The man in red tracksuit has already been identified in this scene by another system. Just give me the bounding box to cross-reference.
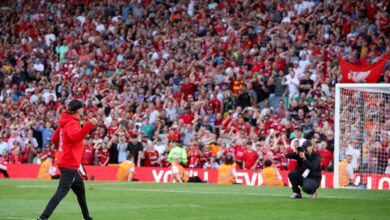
[38,100,97,220]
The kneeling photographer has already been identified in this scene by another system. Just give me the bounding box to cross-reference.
[286,140,321,199]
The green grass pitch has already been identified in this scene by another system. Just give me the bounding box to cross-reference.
[0,179,389,220]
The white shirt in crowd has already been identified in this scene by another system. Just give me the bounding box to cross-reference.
[117,143,128,163]
[290,137,306,150]
[294,1,315,15]
[42,90,57,103]
[112,15,122,23]
[154,144,166,156]
[29,93,39,104]
[23,137,39,148]
[293,65,305,78]
[76,15,86,25]
[149,110,160,124]
[385,159,390,174]
[281,16,291,24]
[96,23,105,32]
[285,74,300,98]
[261,107,273,116]
[347,163,355,181]
[0,141,9,154]
[299,58,311,71]
[385,166,390,175]
[104,115,113,128]
[165,107,178,121]
[310,72,318,82]
[345,145,360,170]
[33,62,45,72]
[44,33,56,47]
[187,0,195,17]
[7,136,24,151]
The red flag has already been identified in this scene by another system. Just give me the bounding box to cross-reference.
[339,52,390,83]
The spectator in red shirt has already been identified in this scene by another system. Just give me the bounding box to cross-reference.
[167,127,181,143]
[181,77,197,101]
[316,141,333,171]
[81,137,95,165]
[107,119,119,137]
[366,1,379,19]
[243,141,258,170]
[0,149,9,178]
[271,139,289,171]
[234,143,246,169]
[22,141,37,164]
[96,145,110,166]
[40,145,52,162]
[94,138,110,166]
[0,150,9,165]
[180,107,195,125]
[9,146,23,164]
[186,143,202,168]
[143,141,160,167]
[275,99,287,119]
[209,93,222,114]
[253,142,265,170]
[201,144,215,165]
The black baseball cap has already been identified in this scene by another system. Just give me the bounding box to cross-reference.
[67,100,85,113]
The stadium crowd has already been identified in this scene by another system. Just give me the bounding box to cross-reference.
[0,0,390,174]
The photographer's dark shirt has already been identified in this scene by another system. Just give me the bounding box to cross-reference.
[108,143,119,164]
[286,151,322,180]
[127,142,143,163]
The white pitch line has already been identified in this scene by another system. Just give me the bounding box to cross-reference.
[16,185,390,201]
[17,182,139,188]
[18,185,54,188]
[98,187,287,197]
[5,217,36,220]
[17,185,287,197]
[94,187,390,201]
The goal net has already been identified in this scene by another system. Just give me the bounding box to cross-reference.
[334,84,390,190]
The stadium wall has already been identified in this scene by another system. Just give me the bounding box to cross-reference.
[3,164,390,190]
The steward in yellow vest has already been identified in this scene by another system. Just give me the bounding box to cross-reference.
[171,155,204,183]
[217,154,237,184]
[339,155,354,187]
[116,154,136,181]
[260,159,284,187]
[37,155,59,180]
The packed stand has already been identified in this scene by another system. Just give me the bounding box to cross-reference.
[0,0,389,175]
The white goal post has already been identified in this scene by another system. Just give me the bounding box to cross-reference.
[334,83,390,189]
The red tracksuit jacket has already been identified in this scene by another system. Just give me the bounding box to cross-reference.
[52,113,94,169]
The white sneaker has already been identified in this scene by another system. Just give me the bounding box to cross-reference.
[290,193,302,199]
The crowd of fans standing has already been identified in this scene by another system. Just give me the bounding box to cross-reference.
[0,0,389,174]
